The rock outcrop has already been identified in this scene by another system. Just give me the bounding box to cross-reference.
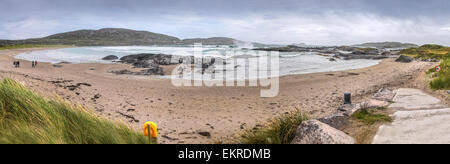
[317,104,361,129]
[110,68,164,76]
[291,119,355,144]
[114,53,219,76]
[119,53,183,67]
[395,55,413,63]
[254,46,390,60]
[102,55,119,60]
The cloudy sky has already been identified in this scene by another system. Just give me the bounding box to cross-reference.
[1,0,449,45]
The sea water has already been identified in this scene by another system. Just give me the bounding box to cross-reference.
[15,46,380,79]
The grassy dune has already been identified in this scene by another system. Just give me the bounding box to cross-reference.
[401,44,450,90]
[401,44,450,60]
[428,59,450,90]
[0,78,148,144]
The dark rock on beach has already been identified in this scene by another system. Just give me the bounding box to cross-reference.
[119,53,184,67]
[255,45,392,60]
[395,55,413,63]
[115,53,219,76]
[198,131,211,138]
[110,67,164,76]
[102,55,119,60]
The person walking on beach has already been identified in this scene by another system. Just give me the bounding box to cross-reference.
[35,60,38,67]
[32,61,35,68]
[13,61,20,68]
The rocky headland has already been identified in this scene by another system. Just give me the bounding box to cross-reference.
[254,45,400,60]
[110,53,218,76]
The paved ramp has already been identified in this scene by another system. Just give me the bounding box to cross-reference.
[389,88,446,110]
[373,88,450,144]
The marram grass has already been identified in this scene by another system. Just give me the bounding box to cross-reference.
[0,78,148,144]
[240,111,308,144]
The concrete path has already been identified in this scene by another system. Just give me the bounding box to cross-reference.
[372,88,450,144]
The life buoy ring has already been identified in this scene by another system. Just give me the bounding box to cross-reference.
[143,121,157,138]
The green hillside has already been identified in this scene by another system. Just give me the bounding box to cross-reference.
[354,42,418,49]
[0,28,250,47]
[401,44,450,90]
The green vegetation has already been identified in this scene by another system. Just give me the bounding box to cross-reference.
[351,108,392,125]
[401,44,450,90]
[429,59,450,90]
[0,44,68,50]
[400,44,450,60]
[240,111,308,144]
[0,78,149,144]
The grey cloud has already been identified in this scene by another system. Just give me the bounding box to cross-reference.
[0,0,449,45]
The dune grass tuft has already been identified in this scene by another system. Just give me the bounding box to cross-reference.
[240,111,308,144]
[351,108,392,125]
[429,59,450,90]
[0,78,148,144]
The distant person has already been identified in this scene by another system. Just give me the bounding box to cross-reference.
[35,61,38,67]
[13,61,16,68]
[32,61,35,68]
[17,61,20,68]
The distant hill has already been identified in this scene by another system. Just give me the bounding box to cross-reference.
[179,37,244,45]
[354,42,419,49]
[43,28,181,46]
[0,28,253,47]
[0,28,180,46]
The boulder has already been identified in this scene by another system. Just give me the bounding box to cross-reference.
[102,55,119,60]
[447,90,450,94]
[120,53,182,67]
[381,51,400,56]
[395,55,413,63]
[372,88,395,101]
[291,119,355,144]
[317,104,361,129]
[52,64,63,68]
[317,113,348,130]
[142,67,164,75]
[110,67,164,76]
[337,104,361,116]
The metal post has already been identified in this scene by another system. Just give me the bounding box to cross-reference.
[344,92,351,104]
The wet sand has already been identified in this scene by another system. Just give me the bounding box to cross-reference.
[0,48,435,144]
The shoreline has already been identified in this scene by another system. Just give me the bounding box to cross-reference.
[11,47,383,80]
[0,48,436,144]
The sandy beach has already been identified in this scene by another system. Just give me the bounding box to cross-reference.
[0,48,435,144]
